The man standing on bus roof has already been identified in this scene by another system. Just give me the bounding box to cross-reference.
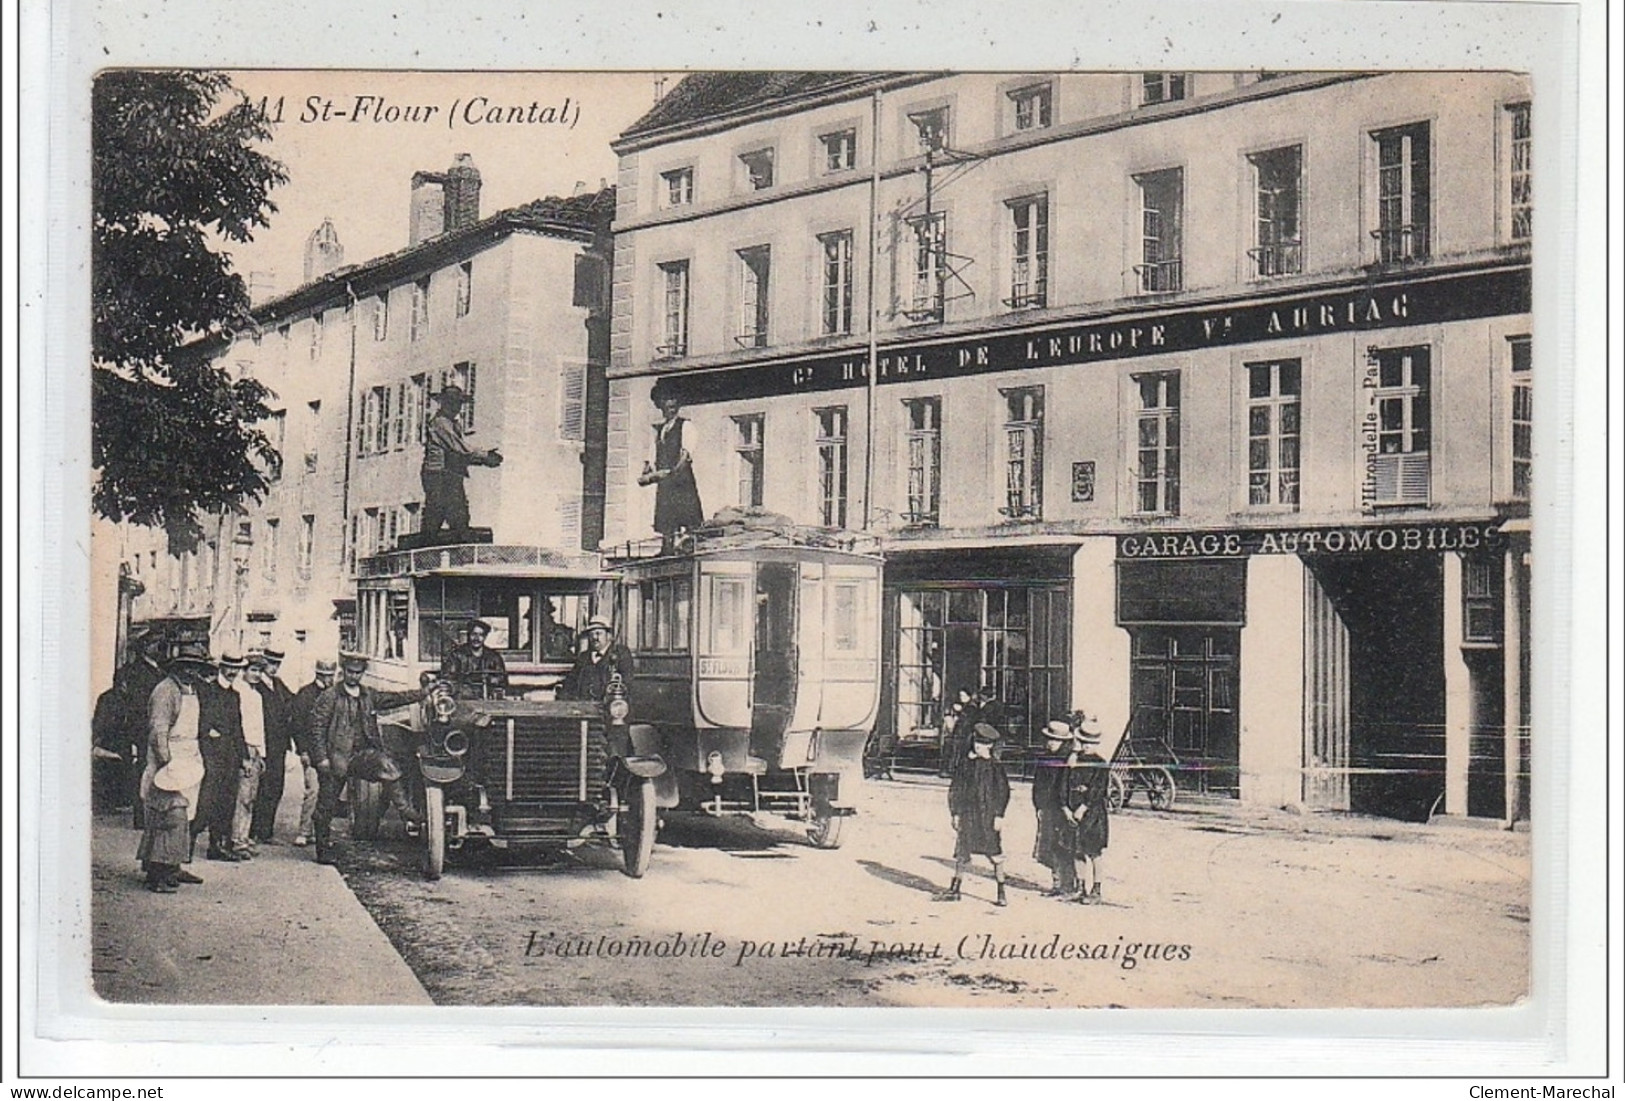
[420,385,502,541]
[638,382,704,552]
[558,616,635,703]
[441,618,509,700]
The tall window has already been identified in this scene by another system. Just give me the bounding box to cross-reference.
[819,231,854,336]
[266,410,286,481]
[815,406,849,528]
[1141,73,1187,105]
[734,414,765,507]
[298,515,315,579]
[1135,168,1183,292]
[356,390,374,457]
[373,294,389,341]
[410,276,431,340]
[367,386,391,455]
[1006,195,1049,308]
[906,212,947,321]
[455,260,473,318]
[409,374,429,443]
[739,148,775,190]
[446,362,476,433]
[559,361,587,443]
[304,400,321,473]
[1009,83,1053,131]
[1371,122,1431,263]
[737,246,771,348]
[1510,336,1531,499]
[1001,386,1044,520]
[1370,345,1432,505]
[821,129,856,173]
[1135,373,1181,515]
[909,107,950,154]
[348,515,359,575]
[661,166,694,207]
[902,397,942,526]
[309,316,322,360]
[1249,145,1303,276]
[1247,360,1301,507]
[658,260,690,356]
[1507,102,1532,241]
[263,519,280,579]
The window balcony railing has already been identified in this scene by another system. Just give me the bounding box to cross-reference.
[1134,258,1183,293]
[654,340,688,359]
[1370,224,1430,265]
[900,291,945,324]
[1248,241,1303,278]
[733,330,768,350]
[1004,266,1048,309]
[998,500,1042,521]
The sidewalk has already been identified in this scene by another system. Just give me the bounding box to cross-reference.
[91,757,433,1005]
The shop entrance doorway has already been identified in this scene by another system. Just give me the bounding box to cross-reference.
[1129,627,1240,797]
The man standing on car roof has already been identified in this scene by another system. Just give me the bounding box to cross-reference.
[419,385,502,541]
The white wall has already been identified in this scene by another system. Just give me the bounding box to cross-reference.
[1241,553,1306,807]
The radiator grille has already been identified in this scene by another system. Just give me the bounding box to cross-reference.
[475,716,608,803]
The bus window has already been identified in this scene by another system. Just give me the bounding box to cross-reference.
[707,575,750,654]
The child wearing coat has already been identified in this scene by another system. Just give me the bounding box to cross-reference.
[1067,714,1112,903]
[938,723,1012,907]
[1031,719,1079,898]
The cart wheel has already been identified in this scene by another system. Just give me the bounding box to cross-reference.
[1108,771,1128,813]
[423,784,445,881]
[1146,768,1177,811]
[350,779,383,841]
[621,777,656,878]
[807,809,845,849]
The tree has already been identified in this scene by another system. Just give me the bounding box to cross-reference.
[92,70,288,554]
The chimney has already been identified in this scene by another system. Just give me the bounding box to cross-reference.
[408,155,482,245]
[302,218,345,283]
[443,153,482,231]
[409,171,446,245]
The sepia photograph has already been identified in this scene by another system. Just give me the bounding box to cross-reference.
[80,64,1542,1015]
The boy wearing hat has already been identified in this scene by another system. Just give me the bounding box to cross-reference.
[558,615,635,703]
[136,644,212,892]
[1032,719,1080,898]
[420,385,502,540]
[937,722,1012,907]
[440,618,509,700]
[1066,714,1112,904]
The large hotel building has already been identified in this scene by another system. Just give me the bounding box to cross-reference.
[603,71,1533,822]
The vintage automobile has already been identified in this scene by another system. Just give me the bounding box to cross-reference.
[352,542,664,879]
[609,515,884,848]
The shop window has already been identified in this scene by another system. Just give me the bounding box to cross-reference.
[657,260,690,357]
[1369,345,1431,505]
[819,231,854,336]
[903,396,942,525]
[737,246,771,348]
[1505,102,1531,242]
[1008,83,1053,131]
[455,260,473,318]
[1370,121,1431,263]
[734,413,765,507]
[821,129,856,173]
[1462,555,1503,645]
[661,166,694,207]
[1249,145,1303,277]
[1005,194,1048,309]
[1246,360,1301,508]
[1509,336,1532,499]
[1141,73,1187,105]
[1001,386,1044,520]
[1135,168,1183,293]
[816,406,849,528]
[904,211,947,321]
[1134,372,1181,515]
[739,148,775,191]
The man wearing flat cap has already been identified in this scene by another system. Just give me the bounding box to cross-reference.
[558,616,635,703]
[440,618,509,700]
[288,659,337,846]
[420,385,502,541]
[307,652,427,865]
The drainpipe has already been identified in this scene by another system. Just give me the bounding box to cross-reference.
[341,285,360,572]
[862,87,882,531]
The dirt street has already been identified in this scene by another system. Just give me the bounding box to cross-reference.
[332,775,1529,1008]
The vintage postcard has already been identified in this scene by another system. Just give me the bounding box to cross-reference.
[77,64,1544,1021]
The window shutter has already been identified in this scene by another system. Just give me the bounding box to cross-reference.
[558,495,582,547]
[560,362,587,442]
[462,363,477,433]
[1371,453,1431,504]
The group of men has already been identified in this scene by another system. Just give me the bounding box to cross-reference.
[106,609,637,892]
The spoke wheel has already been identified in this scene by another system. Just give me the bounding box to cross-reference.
[1146,768,1177,811]
[807,809,845,849]
[423,784,446,880]
[621,778,656,878]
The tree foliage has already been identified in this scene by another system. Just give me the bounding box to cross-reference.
[92,70,288,554]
